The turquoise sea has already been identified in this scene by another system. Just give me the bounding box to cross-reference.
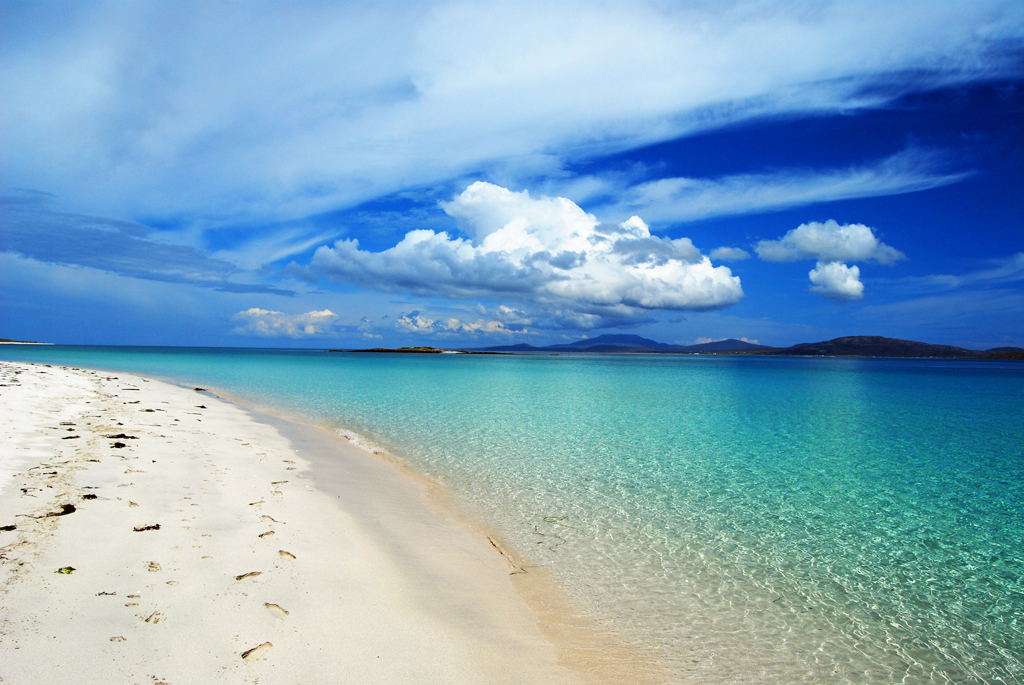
[2,346,1022,683]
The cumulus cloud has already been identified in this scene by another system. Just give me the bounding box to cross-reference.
[710,247,751,261]
[394,311,518,336]
[231,308,338,337]
[808,261,864,300]
[312,182,742,328]
[755,220,905,264]
[755,220,904,300]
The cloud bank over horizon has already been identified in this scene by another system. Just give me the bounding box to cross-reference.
[231,308,338,338]
[312,182,742,329]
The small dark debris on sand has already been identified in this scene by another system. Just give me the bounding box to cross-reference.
[26,504,77,519]
[54,566,75,575]
[195,387,207,392]
[196,405,207,409]
[112,442,127,448]
[235,571,261,581]
[105,433,138,439]
[0,524,16,532]
[61,435,80,440]
[133,524,161,532]
[82,493,98,500]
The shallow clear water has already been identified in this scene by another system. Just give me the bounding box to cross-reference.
[3,346,1022,683]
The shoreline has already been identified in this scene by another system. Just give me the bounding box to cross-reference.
[0,360,665,684]
[247,406,668,685]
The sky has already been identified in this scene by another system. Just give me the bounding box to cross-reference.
[1,0,1023,349]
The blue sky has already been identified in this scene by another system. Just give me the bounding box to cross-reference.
[2,1,1023,349]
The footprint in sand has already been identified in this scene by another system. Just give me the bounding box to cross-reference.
[145,610,164,624]
[278,550,296,560]
[147,561,161,572]
[241,642,272,661]
[264,603,289,619]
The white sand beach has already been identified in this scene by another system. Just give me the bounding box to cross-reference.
[0,361,610,684]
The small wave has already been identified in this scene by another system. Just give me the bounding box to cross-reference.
[334,428,389,458]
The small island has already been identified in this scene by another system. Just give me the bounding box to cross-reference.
[333,346,510,355]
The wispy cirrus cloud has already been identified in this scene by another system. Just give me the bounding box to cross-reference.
[0,190,294,295]
[594,148,972,225]
[1,2,1019,224]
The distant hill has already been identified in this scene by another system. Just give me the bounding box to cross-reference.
[682,338,768,352]
[772,336,1024,359]
[463,334,1023,359]
[545,334,679,352]
[470,334,773,353]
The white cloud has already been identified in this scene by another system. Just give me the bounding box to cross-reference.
[961,252,1024,285]
[710,247,751,261]
[231,308,338,337]
[394,311,518,337]
[886,252,1024,294]
[1,2,1019,223]
[808,261,864,300]
[312,182,743,328]
[755,220,905,264]
[599,148,971,224]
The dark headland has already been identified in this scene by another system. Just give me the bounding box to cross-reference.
[337,334,1024,359]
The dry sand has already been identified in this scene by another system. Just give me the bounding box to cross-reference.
[0,361,586,684]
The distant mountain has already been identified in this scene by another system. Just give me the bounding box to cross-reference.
[469,334,773,353]
[772,336,1021,359]
[545,334,679,352]
[462,334,1023,359]
[682,339,768,352]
